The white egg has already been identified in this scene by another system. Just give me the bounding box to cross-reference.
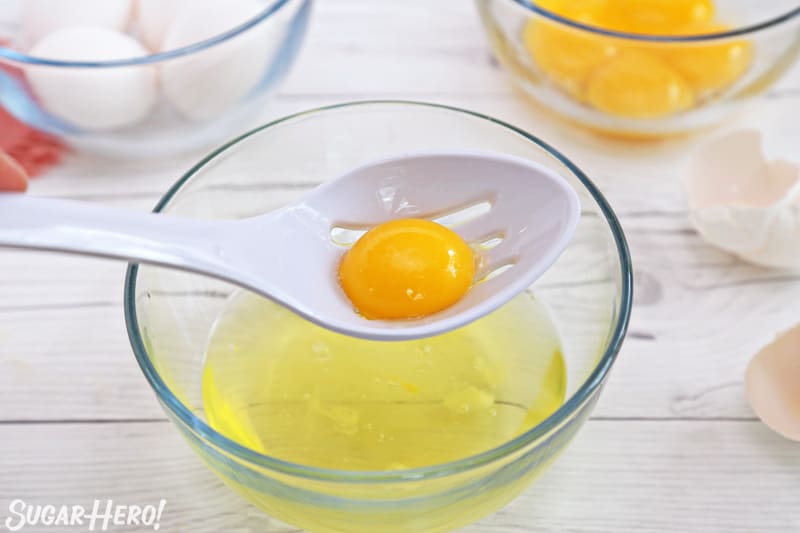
[135,0,182,51]
[23,0,133,46]
[160,0,285,121]
[27,26,157,132]
[745,322,800,442]
[686,129,800,270]
[135,0,216,51]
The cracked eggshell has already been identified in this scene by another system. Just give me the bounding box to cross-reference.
[160,0,284,121]
[23,0,133,46]
[27,26,157,132]
[745,322,800,442]
[686,129,800,270]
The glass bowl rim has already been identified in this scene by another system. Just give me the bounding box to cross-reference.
[0,0,296,68]
[503,0,800,42]
[123,99,633,484]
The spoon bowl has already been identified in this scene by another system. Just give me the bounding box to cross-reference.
[0,151,579,340]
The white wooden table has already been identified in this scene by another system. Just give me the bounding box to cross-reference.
[2,2,799,532]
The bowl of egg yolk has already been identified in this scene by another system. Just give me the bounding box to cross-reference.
[476,0,800,138]
[125,101,632,533]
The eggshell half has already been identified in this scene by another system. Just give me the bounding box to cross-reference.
[745,322,800,442]
[160,0,285,121]
[27,27,157,132]
[686,130,800,270]
[23,0,133,46]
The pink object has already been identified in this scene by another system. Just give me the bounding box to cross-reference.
[0,105,66,178]
[0,42,67,177]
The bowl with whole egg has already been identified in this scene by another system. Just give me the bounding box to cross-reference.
[125,101,632,533]
[476,0,800,138]
[0,0,311,157]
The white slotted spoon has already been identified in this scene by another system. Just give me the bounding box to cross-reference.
[0,151,580,341]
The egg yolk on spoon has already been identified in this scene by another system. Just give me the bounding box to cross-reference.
[339,219,475,320]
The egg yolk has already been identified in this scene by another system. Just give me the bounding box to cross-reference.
[587,50,695,118]
[338,218,475,320]
[534,0,612,25]
[525,0,750,119]
[606,0,715,33]
[662,23,752,95]
[533,0,713,32]
[523,20,619,100]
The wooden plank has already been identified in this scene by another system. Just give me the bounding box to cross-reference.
[280,0,511,96]
[0,305,164,421]
[4,97,800,422]
[7,177,796,309]
[0,420,796,532]
[23,87,800,200]
[2,255,798,421]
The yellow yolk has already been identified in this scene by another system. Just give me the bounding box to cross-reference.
[533,0,713,33]
[587,50,695,118]
[338,218,475,320]
[606,0,715,33]
[524,19,619,100]
[525,0,750,119]
[534,0,611,24]
[662,23,752,94]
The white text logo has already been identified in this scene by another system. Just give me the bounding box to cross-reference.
[4,499,166,531]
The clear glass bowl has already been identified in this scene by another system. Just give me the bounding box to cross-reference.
[476,0,800,138]
[0,0,311,158]
[125,101,632,533]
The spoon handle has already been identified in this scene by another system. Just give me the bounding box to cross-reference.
[0,194,235,276]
